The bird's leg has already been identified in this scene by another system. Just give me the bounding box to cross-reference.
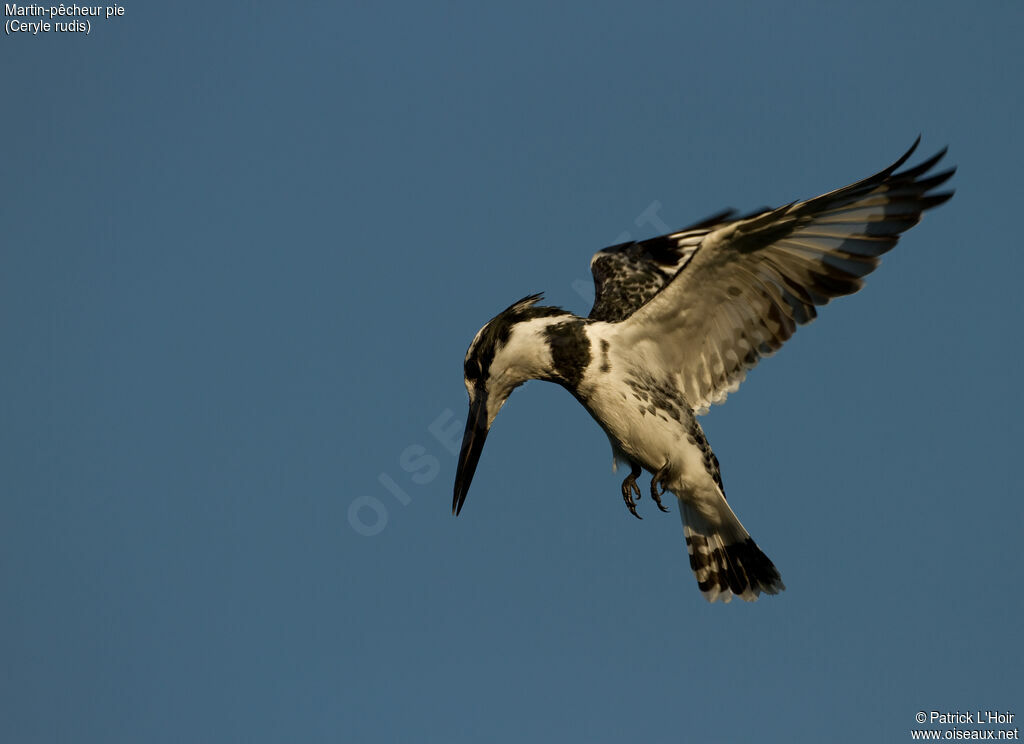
[620,462,643,520]
[650,461,671,513]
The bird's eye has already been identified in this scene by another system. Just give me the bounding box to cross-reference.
[464,358,481,381]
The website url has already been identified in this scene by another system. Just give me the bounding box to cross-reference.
[910,729,1020,740]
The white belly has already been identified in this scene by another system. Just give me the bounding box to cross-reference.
[584,383,721,501]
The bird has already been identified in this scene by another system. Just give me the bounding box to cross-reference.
[452,138,954,602]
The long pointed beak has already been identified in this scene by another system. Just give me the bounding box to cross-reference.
[453,392,489,516]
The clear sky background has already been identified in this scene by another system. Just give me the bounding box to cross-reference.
[2,3,1021,743]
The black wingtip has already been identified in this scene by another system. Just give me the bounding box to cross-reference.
[887,135,922,174]
[895,143,950,180]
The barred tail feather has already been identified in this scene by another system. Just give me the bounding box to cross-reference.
[680,502,785,602]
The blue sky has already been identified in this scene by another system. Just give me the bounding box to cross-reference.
[2,3,1021,742]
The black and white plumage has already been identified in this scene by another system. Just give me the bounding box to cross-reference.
[453,139,954,602]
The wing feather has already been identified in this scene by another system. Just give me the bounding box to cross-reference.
[614,139,954,413]
[587,212,739,322]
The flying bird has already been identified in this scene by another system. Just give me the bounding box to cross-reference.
[452,138,954,602]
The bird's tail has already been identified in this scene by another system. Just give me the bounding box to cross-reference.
[679,501,785,603]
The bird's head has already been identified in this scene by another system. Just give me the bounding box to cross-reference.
[453,294,569,516]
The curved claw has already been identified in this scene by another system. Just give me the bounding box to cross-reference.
[650,462,671,513]
[620,463,643,520]
[624,499,642,520]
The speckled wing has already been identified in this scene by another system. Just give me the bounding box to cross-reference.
[587,210,737,322]
[616,138,955,414]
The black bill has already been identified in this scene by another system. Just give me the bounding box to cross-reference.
[452,392,489,516]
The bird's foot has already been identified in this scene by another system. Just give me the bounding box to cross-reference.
[650,461,671,513]
[620,462,643,520]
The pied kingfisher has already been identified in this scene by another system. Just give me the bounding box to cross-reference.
[453,139,954,602]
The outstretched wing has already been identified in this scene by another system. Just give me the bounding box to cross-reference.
[588,210,737,322]
[614,138,955,413]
